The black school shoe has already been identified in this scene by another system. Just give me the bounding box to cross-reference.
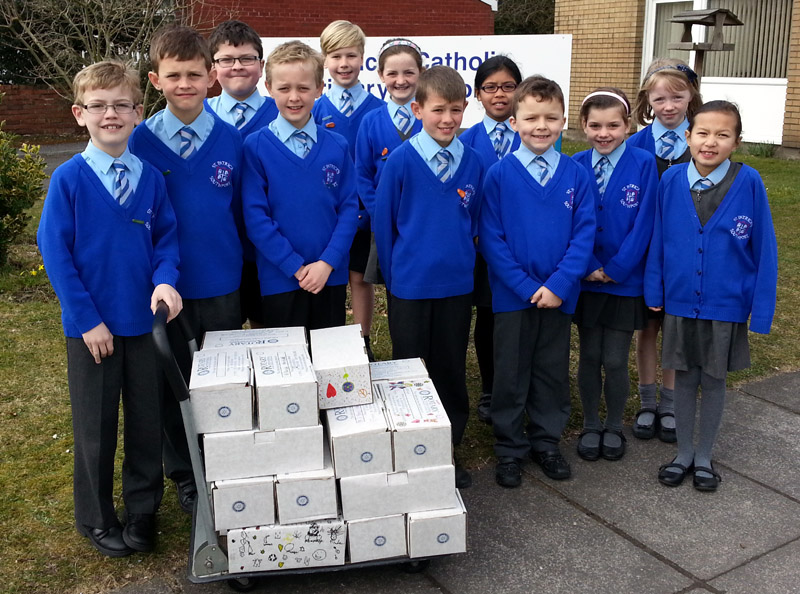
[123,513,156,552]
[577,428,602,461]
[476,393,493,425]
[495,457,522,488]
[174,477,197,515]
[530,449,571,480]
[693,464,722,492]
[78,524,134,558]
[658,460,693,487]
[657,412,677,443]
[632,408,658,440]
[600,429,627,461]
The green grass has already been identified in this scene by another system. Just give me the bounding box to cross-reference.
[2,144,799,592]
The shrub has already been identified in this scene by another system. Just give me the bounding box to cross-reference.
[0,96,45,267]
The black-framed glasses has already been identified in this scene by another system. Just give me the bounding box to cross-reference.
[81,103,137,114]
[480,82,518,94]
[213,56,260,68]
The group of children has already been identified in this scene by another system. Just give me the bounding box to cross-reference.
[37,15,778,559]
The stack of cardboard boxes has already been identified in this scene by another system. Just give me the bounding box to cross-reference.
[187,325,466,574]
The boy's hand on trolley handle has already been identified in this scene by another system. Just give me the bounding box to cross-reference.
[151,283,183,322]
[530,286,563,309]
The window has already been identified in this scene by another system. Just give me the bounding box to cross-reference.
[653,1,694,62]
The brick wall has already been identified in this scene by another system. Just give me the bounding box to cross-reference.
[555,0,645,131]
[783,0,800,148]
[197,0,495,36]
[0,85,83,137]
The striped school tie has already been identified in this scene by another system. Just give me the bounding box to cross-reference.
[233,102,248,129]
[594,156,609,195]
[293,131,311,158]
[435,149,452,182]
[692,177,713,191]
[112,159,132,205]
[395,105,413,135]
[534,155,550,186]
[179,126,195,159]
[340,89,354,117]
[492,122,509,159]
[659,130,679,160]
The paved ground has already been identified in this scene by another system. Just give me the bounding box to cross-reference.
[38,145,799,594]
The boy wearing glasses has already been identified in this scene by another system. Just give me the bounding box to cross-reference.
[129,25,244,517]
[207,20,277,331]
[38,61,182,557]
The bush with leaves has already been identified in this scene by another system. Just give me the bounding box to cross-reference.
[0,97,45,267]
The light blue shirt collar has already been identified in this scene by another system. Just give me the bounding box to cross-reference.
[687,159,731,187]
[219,89,265,113]
[163,106,213,142]
[269,114,318,143]
[591,141,626,169]
[482,115,513,136]
[327,82,366,108]
[652,118,689,142]
[387,98,415,120]
[414,128,464,164]
[514,144,560,171]
[82,141,139,173]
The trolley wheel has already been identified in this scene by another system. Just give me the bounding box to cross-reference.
[228,576,259,592]
[402,558,431,574]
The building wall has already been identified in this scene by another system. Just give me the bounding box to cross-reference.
[555,0,646,131]
[0,85,83,137]
[783,0,800,148]
[198,0,494,37]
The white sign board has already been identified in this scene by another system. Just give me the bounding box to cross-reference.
[258,35,573,128]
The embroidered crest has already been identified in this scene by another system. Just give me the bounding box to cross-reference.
[209,160,234,188]
[322,163,341,189]
[564,187,575,210]
[620,184,640,208]
[457,184,476,208]
[730,215,753,240]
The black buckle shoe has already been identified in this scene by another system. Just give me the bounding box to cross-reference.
[693,465,722,492]
[656,411,677,443]
[658,460,693,487]
[476,393,492,425]
[530,449,571,480]
[123,513,156,552]
[577,428,602,461]
[632,408,657,440]
[78,524,134,558]
[600,429,627,461]
[174,477,197,515]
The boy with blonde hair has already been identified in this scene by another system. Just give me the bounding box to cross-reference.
[38,60,182,556]
[313,20,384,358]
[129,24,244,514]
[242,41,358,330]
[374,65,484,488]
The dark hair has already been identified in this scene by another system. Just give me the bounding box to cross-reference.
[579,87,631,124]
[512,75,564,115]
[688,100,743,137]
[474,55,522,90]
[208,20,263,59]
[377,38,423,73]
[150,24,211,72]
[416,65,466,105]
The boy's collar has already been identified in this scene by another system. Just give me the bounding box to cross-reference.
[273,114,318,142]
[219,89,263,109]
[416,128,462,160]
[83,141,136,171]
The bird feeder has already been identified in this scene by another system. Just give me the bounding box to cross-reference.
[667,8,743,78]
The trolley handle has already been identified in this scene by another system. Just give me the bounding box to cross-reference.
[152,300,196,403]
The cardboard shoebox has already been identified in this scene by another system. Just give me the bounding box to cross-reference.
[323,400,393,479]
[188,347,254,434]
[339,465,456,521]
[204,425,323,482]
[201,327,307,351]
[310,325,372,409]
[212,476,275,533]
[407,490,467,558]
[347,514,407,563]
[251,346,318,431]
[369,358,428,382]
[274,443,337,524]
[375,378,452,471]
[227,518,346,573]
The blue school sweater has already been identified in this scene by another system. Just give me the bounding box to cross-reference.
[129,114,244,300]
[241,125,359,296]
[644,163,778,334]
[458,121,521,172]
[355,105,424,221]
[38,155,180,338]
[572,145,657,296]
[204,97,279,140]
[628,124,690,177]
[312,93,385,161]
[373,141,483,299]
[479,154,596,314]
